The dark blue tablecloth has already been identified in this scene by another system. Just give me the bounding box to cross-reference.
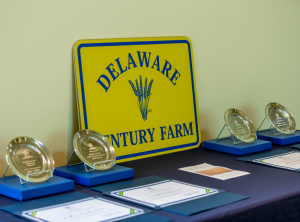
[1,144,300,222]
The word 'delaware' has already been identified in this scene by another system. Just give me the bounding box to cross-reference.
[96,51,181,92]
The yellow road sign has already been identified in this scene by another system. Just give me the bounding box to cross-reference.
[73,36,201,162]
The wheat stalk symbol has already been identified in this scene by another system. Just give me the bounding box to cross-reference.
[128,75,153,121]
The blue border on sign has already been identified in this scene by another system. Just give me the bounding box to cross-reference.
[77,40,199,160]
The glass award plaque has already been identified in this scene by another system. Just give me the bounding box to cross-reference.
[203,109,271,155]
[222,108,256,143]
[265,102,296,134]
[72,129,116,171]
[5,136,54,183]
[55,129,132,187]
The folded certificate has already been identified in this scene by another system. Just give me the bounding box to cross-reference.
[179,163,250,180]
[21,197,144,222]
[110,180,219,208]
[253,151,300,171]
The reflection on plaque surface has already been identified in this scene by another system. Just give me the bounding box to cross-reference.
[265,102,296,134]
[73,129,116,170]
[224,108,256,143]
[6,137,55,183]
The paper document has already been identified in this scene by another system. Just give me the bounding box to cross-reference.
[21,197,144,222]
[179,163,250,180]
[111,180,218,208]
[253,151,300,171]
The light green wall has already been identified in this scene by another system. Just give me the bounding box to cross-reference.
[0,0,300,173]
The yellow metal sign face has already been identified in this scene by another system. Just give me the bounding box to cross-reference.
[73,36,201,162]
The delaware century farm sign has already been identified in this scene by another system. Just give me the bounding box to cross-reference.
[73,36,200,162]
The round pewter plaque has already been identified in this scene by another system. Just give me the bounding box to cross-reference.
[265,102,296,134]
[224,108,256,143]
[6,137,55,183]
[73,129,116,170]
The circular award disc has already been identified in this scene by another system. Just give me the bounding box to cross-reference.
[224,108,256,143]
[73,129,116,170]
[6,137,55,183]
[265,102,296,134]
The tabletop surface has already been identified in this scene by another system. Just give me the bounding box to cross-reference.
[1,143,300,222]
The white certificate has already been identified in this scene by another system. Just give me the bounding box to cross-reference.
[111,180,219,208]
[21,197,144,222]
[179,163,249,180]
[253,151,300,171]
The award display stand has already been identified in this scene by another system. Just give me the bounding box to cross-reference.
[0,165,74,201]
[256,117,300,146]
[203,124,272,156]
[54,150,134,187]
